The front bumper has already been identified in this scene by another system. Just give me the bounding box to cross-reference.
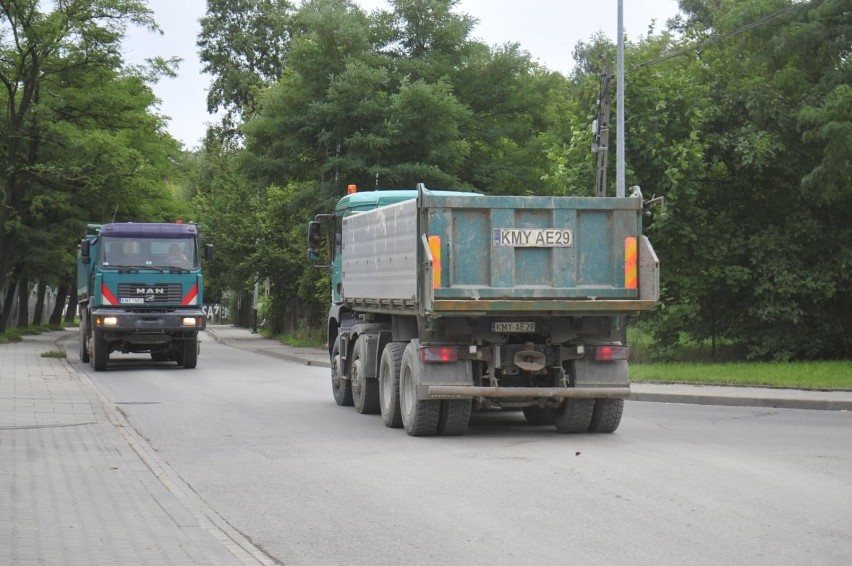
[91,308,206,342]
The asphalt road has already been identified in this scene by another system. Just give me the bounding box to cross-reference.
[68,333,852,566]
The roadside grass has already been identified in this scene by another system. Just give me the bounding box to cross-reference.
[626,325,852,390]
[630,361,852,391]
[257,326,325,348]
[0,323,65,344]
[276,331,325,348]
[41,349,67,359]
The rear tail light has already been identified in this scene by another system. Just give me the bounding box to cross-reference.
[421,347,458,363]
[594,345,628,361]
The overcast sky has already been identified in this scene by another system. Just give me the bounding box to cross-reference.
[124,0,680,150]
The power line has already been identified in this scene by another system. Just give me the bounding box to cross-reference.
[629,2,809,72]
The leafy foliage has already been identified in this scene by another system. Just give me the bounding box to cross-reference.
[0,0,189,330]
[190,0,850,360]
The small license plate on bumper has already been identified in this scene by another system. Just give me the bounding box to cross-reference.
[492,322,536,333]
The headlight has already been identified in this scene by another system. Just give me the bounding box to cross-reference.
[181,317,197,327]
[102,316,118,326]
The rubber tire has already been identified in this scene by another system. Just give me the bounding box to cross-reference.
[331,336,353,406]
[180,340,198,369]
[379,342,405,428]
[588,398,624,433]
[91,330,109,372]
[438,400,471,436]
[79,314,90,363]
[400,342,440,436]
[522,406,557,426]
[554,398,595,433]
[352,335,380,414]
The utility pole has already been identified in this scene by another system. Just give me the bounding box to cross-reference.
[593,67,612,197]
[616,0,626,197]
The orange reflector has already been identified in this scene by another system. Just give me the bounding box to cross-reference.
[428,235,441,289]
[347,184,357,194]
[625,237,637,289]
[421,347,458,363]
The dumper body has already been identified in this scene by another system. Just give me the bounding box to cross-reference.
[309,186,658,435]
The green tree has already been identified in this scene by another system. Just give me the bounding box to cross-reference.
[197,0,294,135]
[628,0,851,359]
[195,0,596,334]
[0,1,196,330]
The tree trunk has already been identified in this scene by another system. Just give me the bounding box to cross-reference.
[0,284,15,332]
[0,265,24,332]
[49,282,70,326]
[64,281,78,325]
[17,277,30,328]
[32,280,47,325]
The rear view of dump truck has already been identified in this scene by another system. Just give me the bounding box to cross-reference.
[308,184,658,436]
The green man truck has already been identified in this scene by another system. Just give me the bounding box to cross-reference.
[308,184,658,436]
[77,222,212,371]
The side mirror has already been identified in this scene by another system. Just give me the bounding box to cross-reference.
[205,243,214,262]
[80,239,90,264]
[307,221,322,261]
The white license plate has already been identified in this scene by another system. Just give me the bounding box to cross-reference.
[120,297,144,304]
[492,322,536,333]
[493,228,573,247]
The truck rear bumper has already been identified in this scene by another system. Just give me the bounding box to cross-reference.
[425,385,631,400]
[431,299,656,314]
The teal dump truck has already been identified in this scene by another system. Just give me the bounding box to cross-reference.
[308,184,658,436]
[77,222,212,371]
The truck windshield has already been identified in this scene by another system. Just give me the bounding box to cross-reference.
[99,237,198,269]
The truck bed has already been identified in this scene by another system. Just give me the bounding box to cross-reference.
[342,191,658,315]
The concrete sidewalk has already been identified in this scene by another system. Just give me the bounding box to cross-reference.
[207,324,852,412]
[0,331,273,566]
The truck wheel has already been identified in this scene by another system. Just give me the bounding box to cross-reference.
[522,406,556,426]
[554,398,595,433]
[438,400,471,436]
[331,336,353,406]
[91,331,109,371]
[79,315,90,363]
[180,340,198,369]
[400,342,439,436]
[352,336,380,414]
[588,399,624,433]
[379,342,405,428]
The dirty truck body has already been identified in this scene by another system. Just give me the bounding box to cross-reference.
[77,222,208,371]
[311,186,658,436]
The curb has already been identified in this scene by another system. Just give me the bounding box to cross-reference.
[53,331,278,565]
[204,329,331,369]
[630,391,852,412]
[205,327,851,412]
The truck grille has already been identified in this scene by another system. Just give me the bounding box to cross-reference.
[118,283,184,304]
